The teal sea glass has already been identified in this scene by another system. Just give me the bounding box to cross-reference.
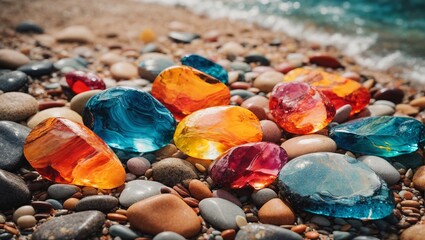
[329,116,425,157]
[83,87,176,159]
[278,152,394,219]
[181,54,228,84]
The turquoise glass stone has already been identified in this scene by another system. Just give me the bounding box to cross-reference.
[329,116,425,157]
[83,87,176,159]
[181,54,228,84]
[278,152,394,219]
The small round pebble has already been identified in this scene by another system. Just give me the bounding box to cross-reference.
[251,188,277,207]
[126,157,151,176]
[110,62,138,80]
[153,231,186,240]
[17,215,37,229]
[0,49,30,69]
[253,71,284,93]
[0,92,38,122]
[63,198,79,211]
[258,198,295,226]
[47,184,80,199]
[13,205,35,221]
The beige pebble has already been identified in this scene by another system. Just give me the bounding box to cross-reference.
[27,107,82,128]
[13,205,35,222]
[0,49,30,69]
[395,104,419,115]
[235,215,247,228]
[218,42,245,56]
[56,25,95,43]
[401,224,425,240]
[110,62,138,80]
[100,52,125,66]
[0,92,38,122]
[281,134,337,159]
[70,90,103,115]
[17,215,37,229]
[194,163,206,173]
[253,71,284,93]
[412,166,425,191]
[367,105,395,116]
[410,96,425,108]
[258,198,295,225]
[241,95,269,111]
[63,197,80,211]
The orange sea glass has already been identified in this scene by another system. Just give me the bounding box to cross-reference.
[152,66,230,120]
[283,68,370,114]
[23,117,126,189]
[174,106,263,160]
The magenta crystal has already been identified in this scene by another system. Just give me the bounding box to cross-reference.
[209,142,288,189]
[65,70,106,94]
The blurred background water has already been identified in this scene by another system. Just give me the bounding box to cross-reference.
[141,0,425,84]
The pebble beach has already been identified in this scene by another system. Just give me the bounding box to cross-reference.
[1,0,425,240]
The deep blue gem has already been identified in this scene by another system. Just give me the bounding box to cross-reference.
[181,54,228,84]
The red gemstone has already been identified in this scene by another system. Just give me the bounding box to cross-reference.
[209,142,288,190]
[65,70,106,94]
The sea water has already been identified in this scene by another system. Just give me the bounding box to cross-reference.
[141,0,425,85]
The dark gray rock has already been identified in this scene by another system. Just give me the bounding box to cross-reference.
[17,61,54,77]
[244,54,270,66]
[0,71,29,92]
[75,195,118,212]
[230,89,256,100]
[199,198,245,230]
[119,180,164,207]
[236,223,302,240]
[0,169,31,210]
[109,224,139,240]
[251,188,277,207]
[15,21,44,34]
[138,58,174,82]
[0,121,30,171]
[32,210,105,240]
[47,184,80,199]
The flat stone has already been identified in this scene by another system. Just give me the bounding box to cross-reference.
[153,231,186,240]
[0,49,30,69]
[119,180,165,207]
[109,224,139,240]
[110,62,138,80]
[235,223,302,240]
[54,58,87,72]
[400,224,425,240]
[251,188,278,207]
[56,25,95,43]
[367,105,395,116]
[0,169,31,210]
[258,198,295,225]
[15,21,44,34]
[47,184,81,200]
[75,195,118,212]
[218,42,245,56]
[168,31,200,43]
[357,155,400,186]
[127,194,201,238]
[100,52,125,66]
[330,116,425,157]
[0,121,30,171]
[0,71,29,92]
[199,198,245,230]
[0,92,38,122]
[138,57,174,82]
[278,153,394,219]
[17,60,54,77]
[281,134,337,160]
[27,107,82,128]
[70,90,103,115]
[32,211,105,240]
[152,158,198,187]
[213,189,242,207]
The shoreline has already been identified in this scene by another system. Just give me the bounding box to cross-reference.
[1,0,425,239]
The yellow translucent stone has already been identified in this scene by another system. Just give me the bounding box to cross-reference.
[174,106,263,159]
[139,28,156,43]
[152,66,230,120]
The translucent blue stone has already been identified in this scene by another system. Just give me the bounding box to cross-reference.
[329,116,425,157]
[278,152,394,219]
[83,87,176,159]
[181,54,228,84]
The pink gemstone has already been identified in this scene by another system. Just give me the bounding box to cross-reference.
[269,82,335,135]
[210,142,288,190]
[65,70,106,94]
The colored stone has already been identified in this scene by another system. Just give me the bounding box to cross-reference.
[329,116,425,157]
[181,54,228,84]
[65,70,105,94]
[83,87,175,157]
[174,106,263,159]
[210,142,287,189]
[152,66,230,120]
[283,68,370,114]
[23,117,126,189]
[278,152,394,219]
[269,82,335,134]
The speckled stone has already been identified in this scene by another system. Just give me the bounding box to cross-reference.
[0,92,38,122]
[47,184,81,200]
[199,198,245,230]
[0,169,31,210]
[75,195,118,212]
[0,121,30,171]
[119,180,165,207]
[152,158,198,186]
[32,211,105,240]
[235,223,302,240]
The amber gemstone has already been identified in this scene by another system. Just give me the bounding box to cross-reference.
[23,117,125,189]
[283,68,370,114]
[152,66,230,120]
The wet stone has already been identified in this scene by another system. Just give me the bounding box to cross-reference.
[251,188,278,207]
[54,57,87,72]
[235,223,302,240]
[181,54,228,84]
[0,169,31,210]
[47,184,80,200]
[0,121,30,171]
[119,180,165,207]
[32,210,105,240]
[0,71,29,92]
[75,195,118,212]
[138,57,174,82]
[17,60,54,77]
[278,152,394,219]
[109,224,139,240]
[330,116,425,157]
[199,198,245,230]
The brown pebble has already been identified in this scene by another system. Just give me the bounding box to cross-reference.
[194,163,206,173]
[230,82,250,90]
[412,166,425,191]
[145,168,153,179]
[17,215,37,229]
[189,180,212,201]
[258,198,295,225]
[403,191,414,200]
[401,223,425,240]
[247,105,267,120]
[115,209,127,216]
[305,231,320,239]
[410,97,425,108]
[173,184,191,198]
[155,144,178,160]
[107,213,127,222]
[63,198,79,211]
[400,200,420,208]
[395,104,419,115]
[260,120,281,143]
[221,229,236,240]
[340,224,352,231]
[4,225,19,235]
[405,217,418,224]
[183,197,200,207]
[291,224,307,234]
[309,54,342,68]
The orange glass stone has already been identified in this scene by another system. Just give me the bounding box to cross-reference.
[283,68,370,114]
[23,117,126,189]
[174,106,263,160]
[152,66,230,120]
